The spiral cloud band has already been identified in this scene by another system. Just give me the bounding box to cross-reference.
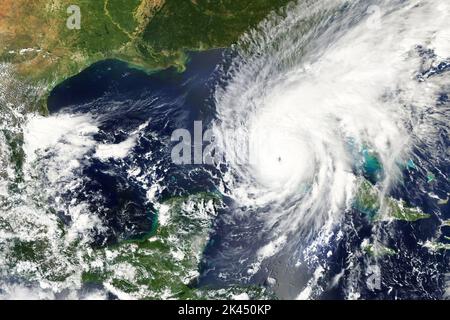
[212,0,450,278]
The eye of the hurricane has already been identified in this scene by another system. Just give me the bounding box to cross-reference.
[248,109,313,189]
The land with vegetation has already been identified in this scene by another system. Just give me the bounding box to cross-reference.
[0,0,291,112]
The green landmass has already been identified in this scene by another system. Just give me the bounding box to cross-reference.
[0,0,291,113]
[354,178,431,222]
[361,240,396,258]
[423,241,450,252]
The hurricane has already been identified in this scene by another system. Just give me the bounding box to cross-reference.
[210,0,450,298]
